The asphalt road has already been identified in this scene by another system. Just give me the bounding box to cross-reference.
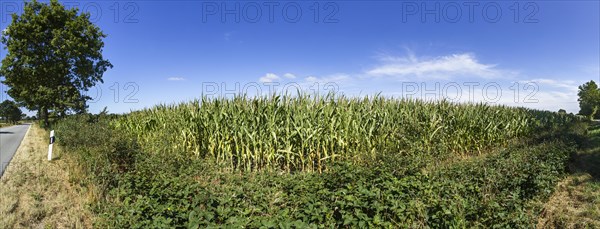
[0,124,31,177]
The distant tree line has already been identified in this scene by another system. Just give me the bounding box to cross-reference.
[0,99,23,124]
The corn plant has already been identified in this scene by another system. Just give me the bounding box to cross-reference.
[112,93,566,172]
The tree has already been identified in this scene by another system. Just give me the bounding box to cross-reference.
[558,109,567,115]
[0,100,23,124]
[0,0,112,126]
[577,80,600,119]
[0,100,10,121]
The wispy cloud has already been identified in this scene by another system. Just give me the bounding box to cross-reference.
[305,76,318,82]
[259,73,280,83]
[256,51,584,113]
[367,53,506,80]
[304,74,350,83]
[283,73,296,79]
[167,77,185,81]
[518,78,578,91]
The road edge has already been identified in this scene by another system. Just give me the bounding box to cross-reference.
[0,123,32,178]
[0,124,93,228]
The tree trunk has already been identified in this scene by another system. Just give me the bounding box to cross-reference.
[40,106,49,127]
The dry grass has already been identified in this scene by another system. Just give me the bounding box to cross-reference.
[0,122,14,128]
[0,124,93,228]
[538,174,600,228]
[538,122,600,228]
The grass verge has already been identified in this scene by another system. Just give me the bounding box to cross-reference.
[538,121,600,228]
[0,122,15,128]
[0,123,92,228]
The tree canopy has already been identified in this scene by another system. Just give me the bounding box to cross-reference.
[0,100,23,124]
[577,80,600,119]
[0,0,112,126]
[558,109,567,115]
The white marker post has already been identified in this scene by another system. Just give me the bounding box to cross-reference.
[48,130,55,161]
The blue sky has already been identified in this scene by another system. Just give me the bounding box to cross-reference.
[1,0,599,114]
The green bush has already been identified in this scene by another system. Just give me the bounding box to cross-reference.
[92,140,573,228]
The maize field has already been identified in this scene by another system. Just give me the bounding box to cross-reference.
[54,93,587,227]
[112,94,566,172]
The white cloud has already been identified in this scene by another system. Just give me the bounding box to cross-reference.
[304,74,350,83]
[367,53,504,79]
[377,79,581,113]
[518,78,578,91]
[506,90,579,113]
[510,78,581,112]
[283,73,296,79]
[253,52,583,113]
[259,73,280,83]
[167,77,185,81]
[305,76,318,82]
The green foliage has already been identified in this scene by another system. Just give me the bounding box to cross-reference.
[54,114,130,192]
[114,94,540,172]
[0,0,112,125]
[577,80,600,119]
[0,99,23,123]
[54,96,587,227]
[60,131,577,228]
